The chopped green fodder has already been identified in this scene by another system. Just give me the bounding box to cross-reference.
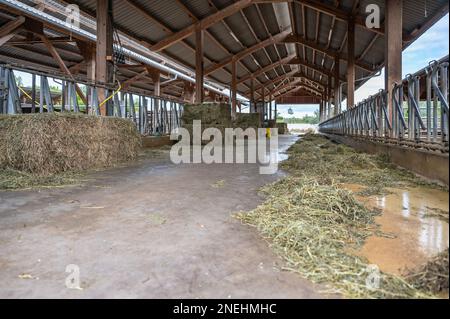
[0,168,84,190]
[281,134,444,195]
[235,134,448,298]
[405,250,449,294]
[235,177,435,298]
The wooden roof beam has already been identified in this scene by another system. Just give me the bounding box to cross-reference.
[270,78,323,97]
[246,69,298,96]
[121,70,149,90]
[172,0,256,89]
[287,56,346,82]
[282,34,375,72]
[0,15,25,38]
[123,0,250,93]
[205,29,291,75]
[150,0,254,52]
[237,54,295,84]
[0,16,25,47]
[294,0,384,36]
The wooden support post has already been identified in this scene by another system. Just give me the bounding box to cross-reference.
[77,41,95,113]
[195,25,204,104]
[231,58,237,118]
[261,87,265,124]
[250,78,255,112]
[319,96,323,122]
[31,73,36,113]
[274,101,278,123]
[77,42,96,84]
[183,81,195,103]
[328,76,332,119]
[151,70,161,98]
[385,0,403,122]
[96,0,114,115]
[269,93,272,120]
[334,56,340,116]
[347,17,355,108]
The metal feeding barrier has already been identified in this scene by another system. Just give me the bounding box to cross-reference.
[0,65,183,136]
[319,57,449,152]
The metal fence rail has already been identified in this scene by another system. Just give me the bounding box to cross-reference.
[319,57,449,152]
[0,65,183,136]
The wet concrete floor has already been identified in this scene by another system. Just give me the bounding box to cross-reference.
[0,135,328,298]
[343,184,449,276]
[0,135,448,298]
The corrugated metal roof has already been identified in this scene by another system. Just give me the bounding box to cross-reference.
[0,0,448,101]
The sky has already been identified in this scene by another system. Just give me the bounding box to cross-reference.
[12,13,449,118]
[345,13,450,110]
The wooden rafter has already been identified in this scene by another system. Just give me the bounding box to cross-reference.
[0,15,25,38]
[122,0,249,93]
[246,69,298,96]
[172,0,256,91]
[200,0,263,87]
[237,55,295,84]
[287,56,345,82]
[282,34,375,72]
[150,0,254,52]
[0,16,25,47]
[205,29,291,76]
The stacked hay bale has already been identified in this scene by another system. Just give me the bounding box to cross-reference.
[267,120,277,128]
[277,122,289,134]
[0,113,141,175]
[182,103,232,144]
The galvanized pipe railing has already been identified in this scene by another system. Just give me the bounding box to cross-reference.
[0,65,184,136]
[319,57,449,152]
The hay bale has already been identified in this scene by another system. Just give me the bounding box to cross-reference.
[233,113,261,129]
[0,113,141,175]
[182,103,232,126]
[183,124,226,145]
[277,122,288,134]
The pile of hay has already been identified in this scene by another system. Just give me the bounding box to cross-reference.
[236,177,431,298]
[0,168,83,190]
[235,134,448,298]
[280,134,438,195]
[0,113,141,176]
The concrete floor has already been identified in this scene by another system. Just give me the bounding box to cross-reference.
[0,135,326,299]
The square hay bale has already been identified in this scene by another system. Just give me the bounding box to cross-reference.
[182,124,226,145]
[233,113,261,129]
[277,122,289,134]
[0,113,141,175]
[182,103,232,126]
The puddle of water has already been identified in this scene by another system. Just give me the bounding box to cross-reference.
[342,184,449,276]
